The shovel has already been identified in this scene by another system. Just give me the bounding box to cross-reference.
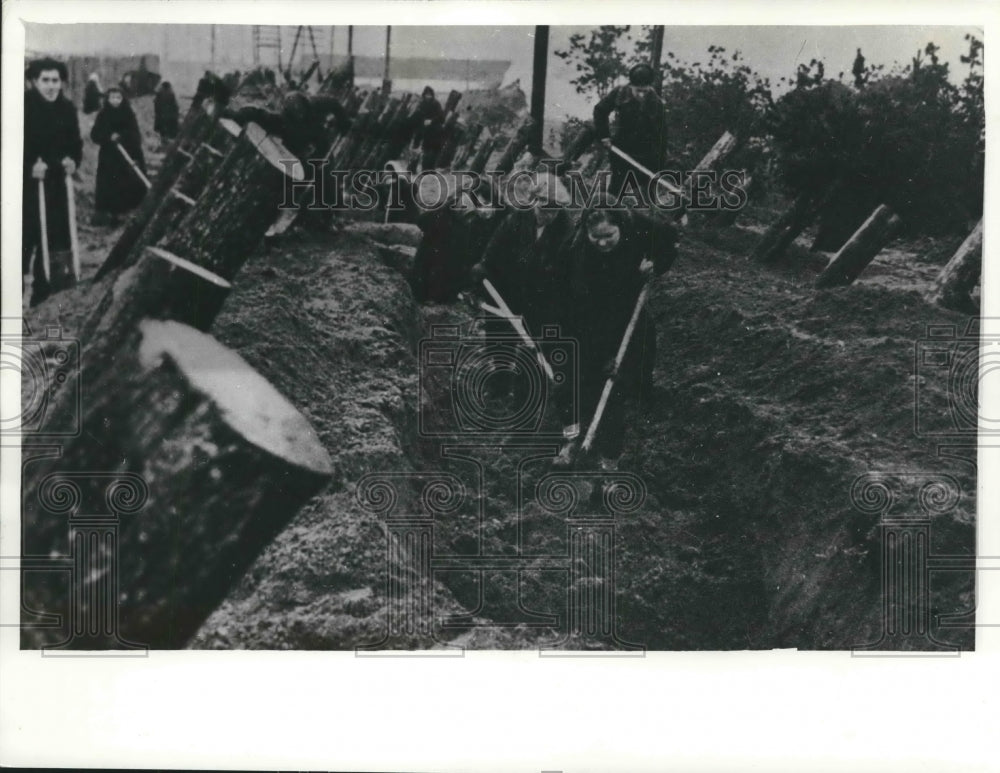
[580,278,652,453]
[37,174,50,281]
[65,172,81,280]
[116,141,152,189]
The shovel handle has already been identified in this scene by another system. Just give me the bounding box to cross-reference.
[37,177,50,282]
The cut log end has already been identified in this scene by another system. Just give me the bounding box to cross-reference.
[144,245,232,289]
[218,117,243,137]
[244,121,305,181]
[136,319,334,478]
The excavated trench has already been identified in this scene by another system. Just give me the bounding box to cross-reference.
[191,219,976,651]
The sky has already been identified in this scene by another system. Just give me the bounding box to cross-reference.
[24,23,983,120]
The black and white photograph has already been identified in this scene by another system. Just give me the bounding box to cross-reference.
[2,1,998,770]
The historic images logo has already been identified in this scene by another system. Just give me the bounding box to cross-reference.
[355,318,647,654]
[914,318,1000,438]
[1,319,81,437]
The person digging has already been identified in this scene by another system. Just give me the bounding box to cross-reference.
[553,204,679,476]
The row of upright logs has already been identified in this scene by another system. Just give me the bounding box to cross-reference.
[24,105,333,650]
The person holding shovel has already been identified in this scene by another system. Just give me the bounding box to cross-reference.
[553,202,679,471]
[23,58,83,307]
[593,62,669,204]
[91,85,147,225]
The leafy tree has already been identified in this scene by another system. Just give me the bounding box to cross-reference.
[768,38,984,238]
[554,26,634,99]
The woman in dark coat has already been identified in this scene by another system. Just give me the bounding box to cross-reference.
[153,81,180,142]
[90,86,147,224]
[82,72,102,114]
[554,203,678,467]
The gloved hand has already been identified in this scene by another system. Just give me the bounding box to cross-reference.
[638,258,655,277]
[600,138,612,149]
[110,132,121,143]
[32,159,47,180]
[61,157,76,175]
[602,357,616,378]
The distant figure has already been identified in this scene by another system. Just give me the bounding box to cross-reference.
[83,72,103,114]
[91,86,147,225]
[852,48,867,89]
[119,72,134,99]
[153,81,180,142]
[221,91,350,160]
[408,86,446,170]
[193,70,232,112]
[23,57,83,306]
[593,63,668,203]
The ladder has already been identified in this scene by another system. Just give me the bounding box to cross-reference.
[287,26,321,73]
[252,25,283,72]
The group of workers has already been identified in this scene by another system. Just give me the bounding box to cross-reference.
[407,62,679,470]
[22,54,677,469]
[23,58,162,305]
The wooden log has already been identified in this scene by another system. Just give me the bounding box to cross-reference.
[23,319,335,649]
[750,188,833,264]
[23,248,234,552]
[430,111,463,169]
[694,131,738,172]
[351,96,401,170]
[815,204,902,288]
[95,108,217,280]
[493,119,536,175]
[925,219,983,312]
[563,125,596,163]
[451,122,483,170]
[713,170,757,228]
[370,95,418,170]
[94,120,248,278]
[443,89,462,114]
[468,136,496,175]
[161,122,305,281]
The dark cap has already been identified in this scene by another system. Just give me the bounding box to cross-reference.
[628,63,655,87]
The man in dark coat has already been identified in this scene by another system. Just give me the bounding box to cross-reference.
[408,86,446,170]
[153,81,180,142]
[554,203,678,469]
[91,86,147,225]
[408,184,498,304]
[192,70,232,112]
[593,63,669,203]
[222,90,350,160]
[23,58,83,306]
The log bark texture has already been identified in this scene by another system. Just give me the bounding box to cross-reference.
[95,107,217,279]
[161,122,304,280]
[750,189,833,264]
[22,319,334,649]
[815,204,902,288]
[925,219,983,312]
